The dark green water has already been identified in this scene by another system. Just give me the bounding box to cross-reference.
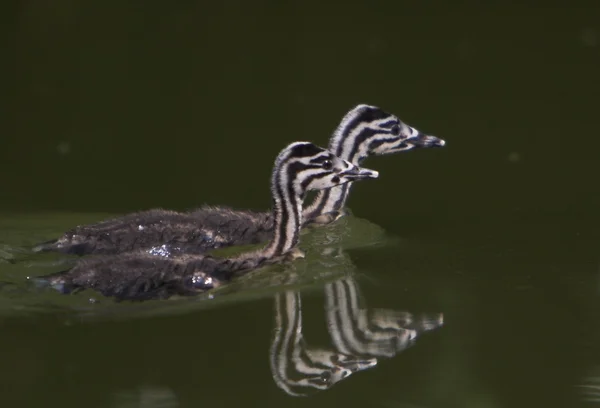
[2,2,600,407]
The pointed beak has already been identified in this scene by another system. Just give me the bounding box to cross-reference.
[336,357,378,373]
[341,166,379,180]
[408,133,446,148]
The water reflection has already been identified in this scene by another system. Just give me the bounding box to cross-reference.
[111,386,179,408]
[270,276,443,397]
[578,374,600,404]
[270,289,377,397]
[325,278,443,359]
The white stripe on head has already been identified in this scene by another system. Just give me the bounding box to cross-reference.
[342,116,397,162]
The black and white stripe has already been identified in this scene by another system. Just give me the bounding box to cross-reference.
[269,290,377,397]
[264,142,378,258]
[303,104,445,222]
[325,277,444,358]
[269,276,443,397]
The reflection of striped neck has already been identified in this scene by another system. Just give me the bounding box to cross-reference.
[579,367,600,403]
[325,278,444,358]
[269,291,377,397]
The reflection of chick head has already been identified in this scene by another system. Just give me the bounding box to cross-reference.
[320,351,378,384]
[282,348,378,396]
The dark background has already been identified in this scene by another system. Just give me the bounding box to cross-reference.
[1,2,600,407]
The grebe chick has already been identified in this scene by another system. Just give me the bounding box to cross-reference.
[34,104,444,256]
[36,142,378,301]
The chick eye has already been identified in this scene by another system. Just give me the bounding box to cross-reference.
[391,124,400,136]
[322,159,333,170]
